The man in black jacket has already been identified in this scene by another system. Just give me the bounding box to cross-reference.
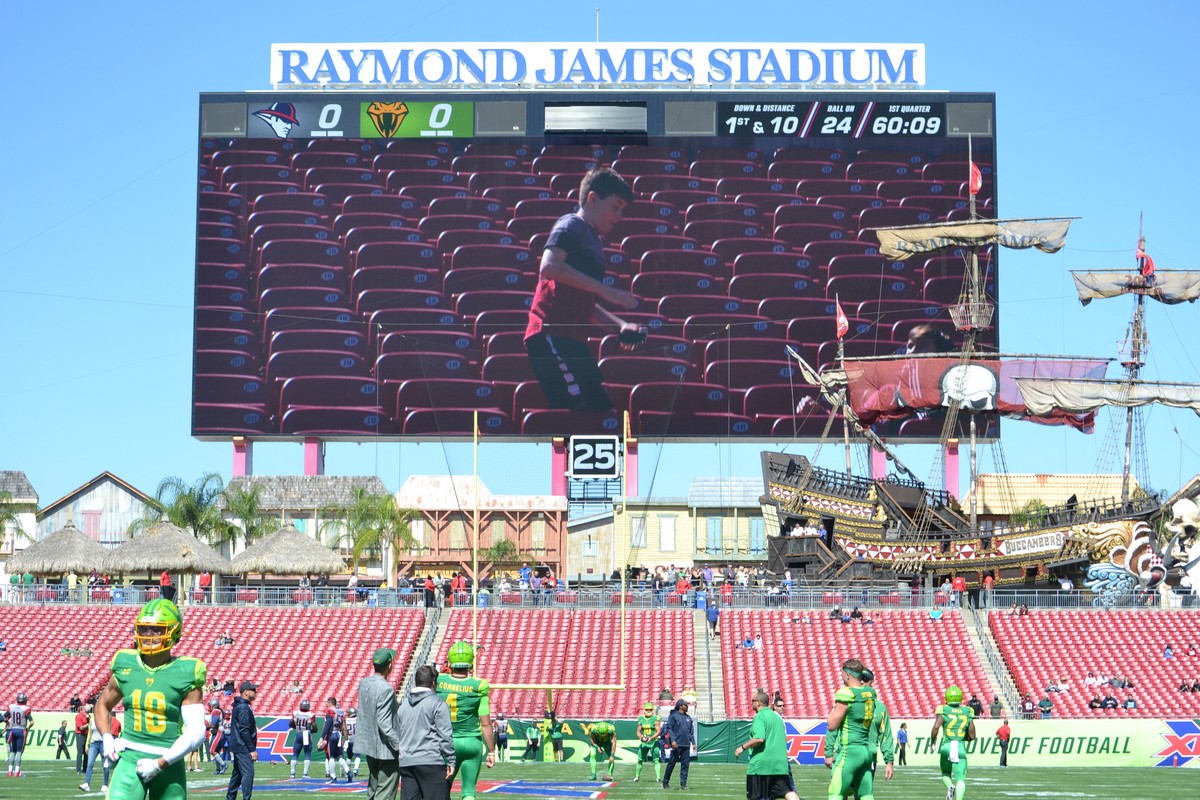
[226,681,259,800]
[661,699,694,790]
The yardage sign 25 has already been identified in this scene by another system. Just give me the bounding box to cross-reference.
[568,436,621,479]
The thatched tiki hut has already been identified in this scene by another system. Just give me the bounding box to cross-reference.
[229,523,346,603]
[107,519,231,603]
[6,520,112,601]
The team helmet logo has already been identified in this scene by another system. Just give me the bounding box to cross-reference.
[253,102,299,139]
[367,101,409,138]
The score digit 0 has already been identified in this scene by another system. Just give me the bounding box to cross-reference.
[420,103,454,137]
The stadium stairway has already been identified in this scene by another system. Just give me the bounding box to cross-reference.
[693,608,724,721]
[399,606,444,690]
[963,606,1021,713]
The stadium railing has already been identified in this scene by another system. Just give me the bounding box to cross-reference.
[4,582,1194,611]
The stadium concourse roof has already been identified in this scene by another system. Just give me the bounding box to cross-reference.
[220,475,389,511]
[962,473,1142,516]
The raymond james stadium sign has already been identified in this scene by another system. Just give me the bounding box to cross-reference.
[270,43,926,87]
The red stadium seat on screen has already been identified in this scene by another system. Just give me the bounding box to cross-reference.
[193,403,272,435]
[610,157,687,178]
[704,358,797,387]
[512,197,579,219]
[689,159,763,181]
[450,244,538,272]
[355,288,445,316]
[844,161,918,181]
[278,375,382,409]
[194,349,259,376]
[727,272,821,301]
[519,409,622,436]
[480,354,538,384]
[766,161,841,182]
[618,144,688,161]
[597,355,692,385]
[384,169,465,192]
[418,214,500,241]
[607,217,679,240]
[631,271,722,299]
[638,249,724,275]
[393,379,511,417]
[193,374,270,406]
[876,179,961,202]
[269,329,368,358]
[479,184,556,208]
[211,149,289,170]
[620,235,703,263]
[858,205,939,230]
[378,330,479,361]
[472,309,529,341]
[290,151,369,171]
[530,154,601,175]
[375,352,477,383]
[427,195,510,222]
[657,294,749,320]
[393,184,470,208]
[455,291,532,318]
[198,237,249,265]
[403,408,513,435]
[637,410,759,436]
[350,266,439,296]
[258,264,345,294]
[450,153,527,174]
[709,238,790,263]
[443,268,532,297]
[303,166,383,192]
[682,314,778,341]
[373,152,449,172]
[353,241,441,271]
[628,382,738,419]
[259,287,347,314]
[332,213,410,238]
[773,223,853,250]
[803,240,879,264]
[772,204,854,229]
[340,193,421,217]
[504,216,560,243]
[436,228,517,254]
[267,351,369,388]
[795,179,878,200]
[261,306,362,340]
[730,251,819,278]
[279,407,391,435]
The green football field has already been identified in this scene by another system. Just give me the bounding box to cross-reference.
[13,759,1199,800]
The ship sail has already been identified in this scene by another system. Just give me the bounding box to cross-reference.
[875,218,1074,260]
[1071,270,1200,306]
[1014,377,1200,417]
[842,355,1110,431]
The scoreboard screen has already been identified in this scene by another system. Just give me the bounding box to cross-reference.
[193,90,997,442]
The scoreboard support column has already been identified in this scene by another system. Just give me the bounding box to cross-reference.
[304,438,325,476]
[231,437,253,477]
[551,438,569,496]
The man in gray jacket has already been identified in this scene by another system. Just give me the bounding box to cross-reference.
[398,665,455,800]
[356,648,400,800]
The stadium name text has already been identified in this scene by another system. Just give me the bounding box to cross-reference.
[270,43,926,87]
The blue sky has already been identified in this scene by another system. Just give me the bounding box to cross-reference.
[2,1,1197,507]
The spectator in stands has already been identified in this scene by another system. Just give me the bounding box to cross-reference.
[861,614,875,625]
[721,580,733,607]
[753,634,763,650]
[1085,671,1098,687]
[423,576,435,608]
[69,693,82,713]
[1191,677,1200,693]
[951,573,967,608]
[527,573,541,607]
[928,608,944,622]
[651,572,665,607]
[1164,644,1175,659]
[519,562,532,587]
[159,570,175,602]
[1101,691,1118,709]
[1037,695,1053,719]
[1122,694,1138,710]
[1009,602,1020,616]
[199,571,212,604]
[801,613,812,624]
[940,577,953,606]
[967,694,984,717]
[989,696,1003,718]
[1020,694,1036,719]
[981,573,994,608]
[1088,695,1103,710]
[1019,604,1030,616]
[316,573,330,605]
[1188,644,1198,659]
[1179,680,1192,693]
[828,605,841,620]
[738,636,755,650]
[675,575,690,605]
[849,607,863,622]
[840,609,852,624]
[1045,678,1061,694]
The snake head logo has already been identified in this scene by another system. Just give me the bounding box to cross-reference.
[367,101,409,138]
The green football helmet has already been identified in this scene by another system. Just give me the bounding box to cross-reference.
[133,598,183,655]
[944,685,963,705]
[448,640,475,670]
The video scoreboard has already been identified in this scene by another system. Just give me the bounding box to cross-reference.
[194,90,997,442]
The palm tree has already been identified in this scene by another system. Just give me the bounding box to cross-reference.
[320,487,415,576]
[130,473,234,545]
[222,484,279,552]
[0,490,35,551]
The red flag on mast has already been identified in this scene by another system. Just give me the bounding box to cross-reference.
[835,299,849,340]
[1136,245,1155,278]
[968,161,983,195]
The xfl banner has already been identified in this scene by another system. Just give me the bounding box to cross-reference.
[13,714,1200,768]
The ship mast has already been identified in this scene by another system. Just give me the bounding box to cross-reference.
[946,136,994,533]
[1120,218,1150,503]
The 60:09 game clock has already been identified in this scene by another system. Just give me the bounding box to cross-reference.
[719,100,946,138]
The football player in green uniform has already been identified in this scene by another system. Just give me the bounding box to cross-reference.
[588,721,617,781]
[94,599,208,800]
[633,702,662,783]
[824,669,895,799]
[930,686,975,800]
[824,658,882,800]
[436,642,495,800]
